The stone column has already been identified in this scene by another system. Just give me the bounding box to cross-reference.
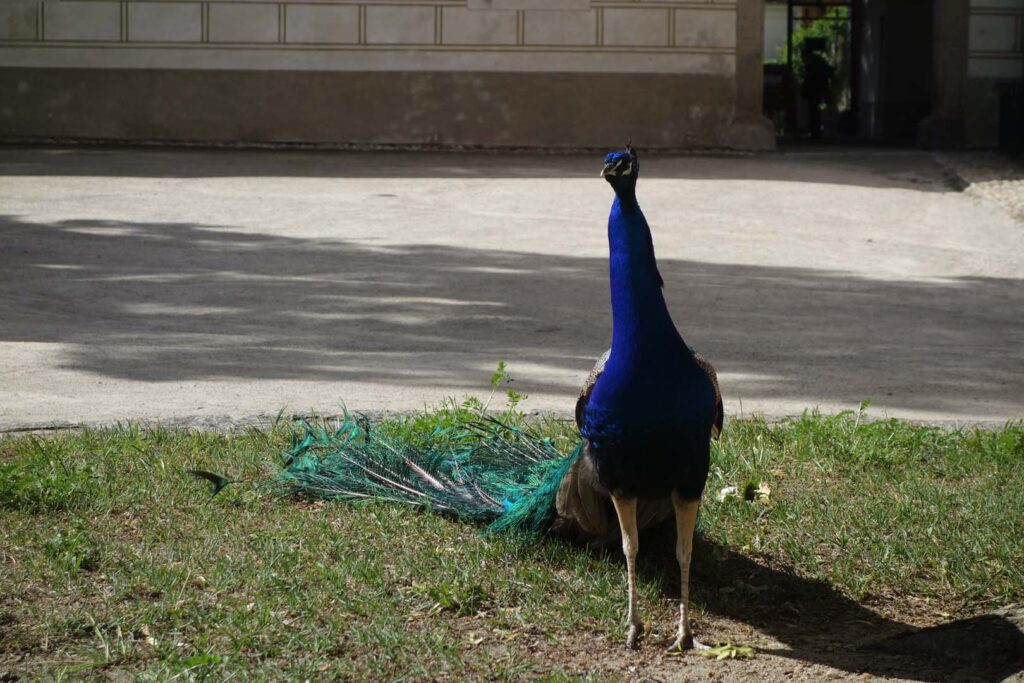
[917,0,969,148]
[727,0,776,150]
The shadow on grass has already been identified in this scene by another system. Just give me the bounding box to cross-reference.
[623,526,1024,682]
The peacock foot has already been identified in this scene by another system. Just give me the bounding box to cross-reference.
[667,633,709,652]
[626,622,645,649]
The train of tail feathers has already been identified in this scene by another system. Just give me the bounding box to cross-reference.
[208,145,723,651]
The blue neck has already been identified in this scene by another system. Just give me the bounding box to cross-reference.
[607,193,680,360]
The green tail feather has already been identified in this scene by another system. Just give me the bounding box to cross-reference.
[487,442,581,534]
[276,414,582,535]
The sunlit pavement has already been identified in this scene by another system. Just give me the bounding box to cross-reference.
[1,146,1021,429]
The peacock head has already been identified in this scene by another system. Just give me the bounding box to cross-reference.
[601,144,639,193]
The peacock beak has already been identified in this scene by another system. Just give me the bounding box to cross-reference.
[601,162,617,177]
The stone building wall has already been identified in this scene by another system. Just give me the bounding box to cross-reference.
[966,0,1024,146]
[0,0,769,149]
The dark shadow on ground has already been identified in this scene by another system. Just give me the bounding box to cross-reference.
[0,146,959,193]
[1,215,1022,419]
[624,526,1024,682]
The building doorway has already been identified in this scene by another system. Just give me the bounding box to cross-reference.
[764,0,935,144]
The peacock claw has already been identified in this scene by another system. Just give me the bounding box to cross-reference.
[626,622,645,649]
[668,634,709,652]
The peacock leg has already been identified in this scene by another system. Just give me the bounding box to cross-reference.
[669,492,707,651]
[610,494,644,649]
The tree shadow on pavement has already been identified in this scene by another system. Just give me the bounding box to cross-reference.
[1,214,1022,420]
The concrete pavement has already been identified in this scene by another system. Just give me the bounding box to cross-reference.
[1,146,1022,430]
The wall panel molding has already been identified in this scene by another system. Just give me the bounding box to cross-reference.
[2,0,737,73]
[0,44,735,74]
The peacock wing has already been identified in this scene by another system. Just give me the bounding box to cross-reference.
[693,352,723,440]
[575,348,610,430]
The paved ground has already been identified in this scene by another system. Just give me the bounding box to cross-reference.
[1,146,1022,430]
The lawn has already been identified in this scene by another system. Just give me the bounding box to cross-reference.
[1,403,1021,680]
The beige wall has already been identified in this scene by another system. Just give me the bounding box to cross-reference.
[0,0,771,149]
[965,0,1024,146]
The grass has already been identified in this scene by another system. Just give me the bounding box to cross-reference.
[1,403,1022,680]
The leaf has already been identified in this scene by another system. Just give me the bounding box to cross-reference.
[697,642,757,660]
[755,482,772,503]
[741,480,772,503]
[490,361,509,389]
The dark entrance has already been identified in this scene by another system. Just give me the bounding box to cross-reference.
[764,0,936,143]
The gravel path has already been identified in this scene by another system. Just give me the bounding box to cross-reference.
[938,151,1024,222]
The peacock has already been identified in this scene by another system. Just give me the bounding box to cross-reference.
[276,145,722,651]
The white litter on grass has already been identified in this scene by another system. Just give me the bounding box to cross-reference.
[716,486,738,502]
[716,482,771,503]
